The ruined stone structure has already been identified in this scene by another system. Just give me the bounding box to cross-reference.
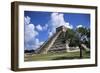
[36,26,80,54]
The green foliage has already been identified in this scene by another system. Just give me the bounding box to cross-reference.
[76,27,90,48]
[24,51,90,61]
[65,28,79,46]
[65,27,90,48]
[65,29,75,39]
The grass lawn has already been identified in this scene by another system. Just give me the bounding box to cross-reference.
[24,50,90,61]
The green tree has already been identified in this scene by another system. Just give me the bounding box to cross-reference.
[65,28,79,47]
[76,27,90,48]
[65,27,90,58]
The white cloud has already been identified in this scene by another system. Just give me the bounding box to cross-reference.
[36,24,48,31]
[48,13,73,37]
[76,25,83,28]
[36,24,43,31]
[24,16,44,50]
[35,38,44,46]
[40,41,44,45]
[43,24,48,30]
[25,24,38,42]
[48,31,53,38]
[34,38,41,49]
[24,16,38,43]
[65,22,73,29]
[24,16,30,25]
[51,13,73,29]
[33,38,44,49]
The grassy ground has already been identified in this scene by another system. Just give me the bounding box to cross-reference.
[24,51,90,61]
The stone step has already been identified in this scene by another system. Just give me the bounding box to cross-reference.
[49,46,66,50]
[51,44,65,48]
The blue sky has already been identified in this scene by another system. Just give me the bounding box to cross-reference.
[24,11,90,50]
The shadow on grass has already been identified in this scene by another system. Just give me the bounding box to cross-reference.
[52,56,81,60]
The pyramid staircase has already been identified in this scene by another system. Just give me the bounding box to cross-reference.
[36,26,80,54]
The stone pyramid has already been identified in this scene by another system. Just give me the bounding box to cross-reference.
[36,26,80,54]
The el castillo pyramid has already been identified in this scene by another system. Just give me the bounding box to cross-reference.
[35,26,80,54]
